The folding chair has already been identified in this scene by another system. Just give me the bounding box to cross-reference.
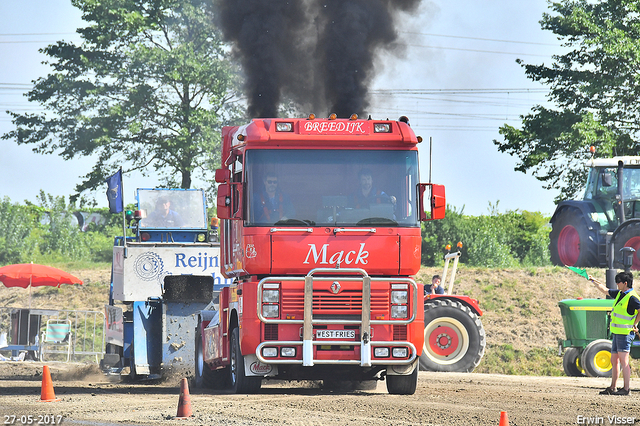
[39,319,73,362]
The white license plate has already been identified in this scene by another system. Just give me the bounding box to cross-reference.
[316,330,356,339]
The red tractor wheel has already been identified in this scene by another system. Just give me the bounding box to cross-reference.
[613,221,640,270]
[420,299,485,372]
[549,207,599,267]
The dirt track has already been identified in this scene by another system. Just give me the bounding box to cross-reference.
[0,362,638,426]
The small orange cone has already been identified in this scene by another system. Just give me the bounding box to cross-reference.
[499,411,509,426]
[40,366,60,402]
[175,378,192,419]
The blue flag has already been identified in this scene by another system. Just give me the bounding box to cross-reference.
[105,169,123,213]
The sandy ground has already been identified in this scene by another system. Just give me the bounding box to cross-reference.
[0,362,638,426]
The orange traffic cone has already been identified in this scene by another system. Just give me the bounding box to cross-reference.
[40,366,60,402]
[175,378,193,419]
[499,411,509,426]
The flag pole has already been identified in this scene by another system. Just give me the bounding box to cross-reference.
[120,167,127,255]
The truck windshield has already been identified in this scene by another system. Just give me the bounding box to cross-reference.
[245,149,420,227]
[138,189,207,229]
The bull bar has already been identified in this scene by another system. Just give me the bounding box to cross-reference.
[256,267,419,367]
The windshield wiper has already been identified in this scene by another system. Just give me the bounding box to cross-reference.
[356,217,398,226]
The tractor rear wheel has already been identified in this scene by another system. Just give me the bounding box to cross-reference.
[549,207,599,267]
[562,347,585,377]
[419,299,485,372]
[613,221,640,270]
[582,339,613,378]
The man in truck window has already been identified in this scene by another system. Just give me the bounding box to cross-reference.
[254,172,295,223]
[351,169,396,209]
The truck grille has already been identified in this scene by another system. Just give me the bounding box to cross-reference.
[282,289,389,315]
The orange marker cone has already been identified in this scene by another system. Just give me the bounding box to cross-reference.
[499,411,509,426]
[40,366,60,402]
[175,378,193,419]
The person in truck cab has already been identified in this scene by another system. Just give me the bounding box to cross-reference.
[254,172,295,223]
[351,169,396,209]
[146,197,184,227]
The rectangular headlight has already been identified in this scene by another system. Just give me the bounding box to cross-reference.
[280,347,296,357]
[391,305,408,319]
[391,290,408,304]
[276,122,293,132]
[392,347,408,358]
[262,347,278,357]
[374,123,391,133]
[263,289,279,303]
[262,304,279,318]
[374,347,390,358]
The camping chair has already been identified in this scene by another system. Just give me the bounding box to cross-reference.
[39,319,73,362]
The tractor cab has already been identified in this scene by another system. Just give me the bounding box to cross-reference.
[583,157,640,231]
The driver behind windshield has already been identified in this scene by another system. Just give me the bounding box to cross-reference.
[351,169,396,208]
[254,172,295,223]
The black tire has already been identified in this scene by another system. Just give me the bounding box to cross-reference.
[582,339,613,378]
[194,324,227,389]
[419,299,486,372]
[385,365,418,395]
[612,221,640,270]
[229,328,262,393]
[562,347,585,377]
[549,207,599,267]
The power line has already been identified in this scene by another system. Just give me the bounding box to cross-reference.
[400,31,561,47]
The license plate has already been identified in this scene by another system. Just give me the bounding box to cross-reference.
[316,330,355,339]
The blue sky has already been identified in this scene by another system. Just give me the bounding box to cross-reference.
[0,1,563,216]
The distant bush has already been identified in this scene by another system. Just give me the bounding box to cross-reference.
[421,203,552,268]
[0,192,122,266]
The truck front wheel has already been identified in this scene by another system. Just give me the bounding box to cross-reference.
[194,325,227,389]
[229,328,262,393]
[385,366,418,395]
[420,299,486,372]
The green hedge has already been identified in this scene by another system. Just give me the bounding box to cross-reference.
[422,204,552,268]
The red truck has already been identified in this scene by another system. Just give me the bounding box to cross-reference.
[195,115,446,394]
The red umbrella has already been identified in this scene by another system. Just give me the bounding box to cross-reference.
[0,263,83,288]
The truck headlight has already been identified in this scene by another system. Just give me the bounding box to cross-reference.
[391,305,408,319]
[262,304,279,318]
[391,290,408,304]
[263,289,279,303]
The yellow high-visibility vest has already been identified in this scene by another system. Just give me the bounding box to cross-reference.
[610,289,640,335]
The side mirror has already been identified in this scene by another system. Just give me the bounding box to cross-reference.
[602,171,612,187]
[215,168,231,183]
[419,183,446,221]
[216,182,243,220]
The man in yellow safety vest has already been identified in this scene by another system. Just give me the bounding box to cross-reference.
[589,271,640,396]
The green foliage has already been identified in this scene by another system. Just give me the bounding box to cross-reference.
[422,203,552,268]
[2,0,244,201]
[476,344,564,376]
[494,0,640,202]
[0,193,120,266]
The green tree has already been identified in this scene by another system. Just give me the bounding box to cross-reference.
[494,0,640,202]
[2,0,243,200]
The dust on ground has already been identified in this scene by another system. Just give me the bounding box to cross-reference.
[0,363,638,426]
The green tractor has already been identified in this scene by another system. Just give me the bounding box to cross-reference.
[549,156,640,273]
[558,296,640,377]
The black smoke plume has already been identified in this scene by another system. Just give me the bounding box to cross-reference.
[216,0,422,118]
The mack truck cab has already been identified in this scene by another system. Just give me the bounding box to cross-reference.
[194,115,446,395]
[102,188,231,379]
